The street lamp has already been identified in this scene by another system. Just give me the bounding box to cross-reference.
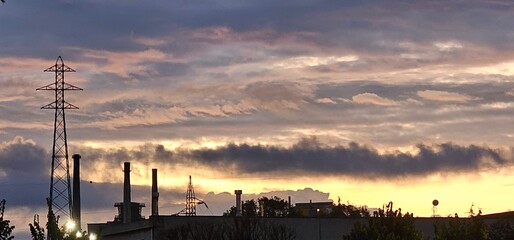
[65,220,76,232]
[88,233,97,240]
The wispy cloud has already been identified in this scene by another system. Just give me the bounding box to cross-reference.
[351,93,399,106]
[315,98,337,104]
[417,90,476,103]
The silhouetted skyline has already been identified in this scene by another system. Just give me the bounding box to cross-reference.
[2,0,514,238]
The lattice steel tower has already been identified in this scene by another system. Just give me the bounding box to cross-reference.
[185,175,196,216]
[37,56,82,217]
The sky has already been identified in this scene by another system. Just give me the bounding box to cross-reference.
[2,0,514,237]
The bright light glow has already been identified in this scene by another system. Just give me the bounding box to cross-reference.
[76,231,83,238]
[89,233,97,240]
[65,220,76,231]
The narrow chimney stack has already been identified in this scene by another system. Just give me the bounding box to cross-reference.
[72,154,81,230]
[151,169,159,216]
[235,190,242,217]
[123,162,132,224]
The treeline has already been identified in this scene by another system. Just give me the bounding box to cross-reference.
[221,197,514,240]
[343,202,514,240]
[223,196,369,218]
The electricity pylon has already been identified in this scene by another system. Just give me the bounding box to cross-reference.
[37,56,82,218]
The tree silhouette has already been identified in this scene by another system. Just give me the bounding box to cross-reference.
[45,198,66,240]
[343,201,423,240]
[331,203,370,218]
[29,214,45,240]
[0,199,14,240]
[28,198,77,240]
[225,200,259,217]
[433,215,489,240]
[489,219,514,240]
[225,197,290,217]
[258,196,289,217]
[243,200,258,217]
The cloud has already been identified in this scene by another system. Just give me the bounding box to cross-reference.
[184,137,510,178]
[133,37,168,47]
[351,93,399,106]
[434,41,463,52]
[315,98,337,104]
[243,81,314,111]
[67,47,169,78]
[273,55,358,69]
[417,90,475,103]
[77,80,313,130]
[72,137,512,179]
[0,137,48,207]
[83,106,188,130]
[3,0,514,149]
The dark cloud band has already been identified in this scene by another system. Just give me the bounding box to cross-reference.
[72,137,511,179]
[185,137,507,177]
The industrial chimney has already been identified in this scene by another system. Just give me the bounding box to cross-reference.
[114,162,145,223]
[72,154,81,230]
[235,190,242,217]
[151,169,159,216]
[123,162,132,224]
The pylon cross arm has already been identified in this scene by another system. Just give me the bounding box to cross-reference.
[36,83,55,91]
[43,65,76,72]
[63,83,83,91]
[36,82,83,91]
[40,101,80,110]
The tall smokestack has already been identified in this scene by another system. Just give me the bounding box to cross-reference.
[72,154,81,230]
[235,190,242,217]
[123,162,132,224]
[151,168,159,216]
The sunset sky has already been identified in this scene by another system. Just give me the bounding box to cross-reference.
[2,0,514,238]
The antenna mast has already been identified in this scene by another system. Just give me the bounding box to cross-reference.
[37,56,82,218]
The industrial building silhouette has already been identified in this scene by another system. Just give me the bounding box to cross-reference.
[84,160,514,240]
